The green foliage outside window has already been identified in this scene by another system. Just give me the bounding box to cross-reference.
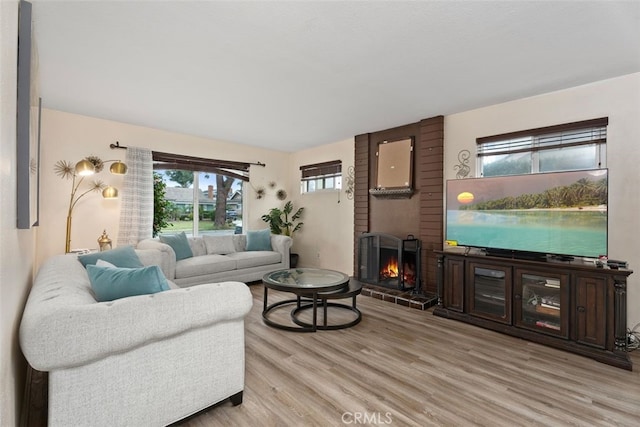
[164,170,194,188]
[153,172,173,237]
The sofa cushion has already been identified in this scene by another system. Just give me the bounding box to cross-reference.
[175,254,237,279]
[160,232,193,261]
[203,235,236,255]
[188,237,207,257]
[246,229,272,251]
[86,264,170,302]
[78,246,144,269]
[225,251,282,269]
[233,234,247,252]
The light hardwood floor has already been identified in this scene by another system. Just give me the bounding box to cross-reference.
[181,284,640,427]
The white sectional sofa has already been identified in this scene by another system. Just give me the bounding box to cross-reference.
[19,249,253,426]
[137,233,292,287]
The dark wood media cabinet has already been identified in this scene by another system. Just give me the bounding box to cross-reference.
[433,251,633,370]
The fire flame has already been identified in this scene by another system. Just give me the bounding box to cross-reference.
[381,257,399,278]
[380,257,416,286]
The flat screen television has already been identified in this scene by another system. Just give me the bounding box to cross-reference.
[445,169,608,259]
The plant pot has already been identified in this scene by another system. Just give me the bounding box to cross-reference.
[290,253,299,268]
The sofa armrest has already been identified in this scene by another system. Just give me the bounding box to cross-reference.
[270,234,292,266]
[20,271,252,371]
[137,239,176,279]
[134,248,171,279]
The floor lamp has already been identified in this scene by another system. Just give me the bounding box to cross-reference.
[54,156,127,253]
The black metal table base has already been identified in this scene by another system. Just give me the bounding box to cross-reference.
[291,297,362,330]
[262,295,319,332]
[262,279,362,332]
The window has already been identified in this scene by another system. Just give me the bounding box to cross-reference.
[477,118,607,177]
[300,160,342,193]
[153,152,252,236]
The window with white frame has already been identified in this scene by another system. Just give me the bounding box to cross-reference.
[153,152,251,236]
[477,118,607,177]
[300,160,342,193]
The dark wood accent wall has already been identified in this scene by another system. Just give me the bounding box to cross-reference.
[354,134,370,274]
[418,117,444,293]
[353,116,444,295]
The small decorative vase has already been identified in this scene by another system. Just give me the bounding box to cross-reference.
[98,230,112,252]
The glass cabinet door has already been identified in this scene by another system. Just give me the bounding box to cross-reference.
[515,270,568,338]
[467,263,512,324]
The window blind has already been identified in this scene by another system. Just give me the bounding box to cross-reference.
[300,160,342,179]
[152,151,252,181]
[477,117,608,157]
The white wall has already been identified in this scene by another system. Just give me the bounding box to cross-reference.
[1,1,35,425]
[38,107,357,276]
[289,139,355,275]
[444,72,640,328]
[36,109,291,266]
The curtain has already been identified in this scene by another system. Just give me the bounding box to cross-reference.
[117,147,153,246]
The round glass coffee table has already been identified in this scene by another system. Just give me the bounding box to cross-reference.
[262,268,362,332]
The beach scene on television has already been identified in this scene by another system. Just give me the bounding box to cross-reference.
[446,169,608,258]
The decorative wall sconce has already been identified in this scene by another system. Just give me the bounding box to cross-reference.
[55,156,127,253]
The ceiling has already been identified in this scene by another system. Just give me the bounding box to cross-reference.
[31,1,640,152]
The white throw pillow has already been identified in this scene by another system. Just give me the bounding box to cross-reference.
[203,235,236,255]
[96,259,117,268]
[188,237,207,257]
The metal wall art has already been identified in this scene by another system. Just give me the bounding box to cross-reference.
[454,149,471,179]
[345,166,355,200]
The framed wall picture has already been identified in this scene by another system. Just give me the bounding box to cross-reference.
[375,137,414,189]
[17,0,40,229]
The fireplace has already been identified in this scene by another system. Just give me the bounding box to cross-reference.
[358,233,421,292]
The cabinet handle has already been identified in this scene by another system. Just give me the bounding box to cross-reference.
[514,294,521,300]
[577,306,586,313]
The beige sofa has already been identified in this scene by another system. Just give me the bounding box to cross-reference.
[137,233,292,287]
[19,249,253,426]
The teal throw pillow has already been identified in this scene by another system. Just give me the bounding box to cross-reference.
[78,246,144,268]
[246,229,272,251]
[86,264,171,302]
[159,232,193,261]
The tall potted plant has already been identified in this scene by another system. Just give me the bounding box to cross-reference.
[261,201,304,267]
